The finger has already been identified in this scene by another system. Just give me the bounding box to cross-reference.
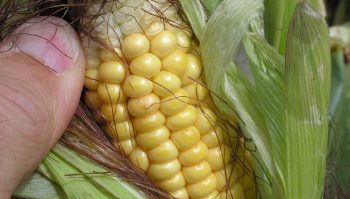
[0,16,85,198]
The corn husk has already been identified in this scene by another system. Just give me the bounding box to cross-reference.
[181,0,330,198]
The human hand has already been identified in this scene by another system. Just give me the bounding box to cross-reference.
[0,17,85,198]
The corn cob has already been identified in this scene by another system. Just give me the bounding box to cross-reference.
[82,1,256,198]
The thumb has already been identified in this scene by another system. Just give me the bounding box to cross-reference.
[0,17,84,198]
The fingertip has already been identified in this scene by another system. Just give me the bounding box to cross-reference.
[3,16,82,74]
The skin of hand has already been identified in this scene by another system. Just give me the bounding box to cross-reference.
[0,17,85,198]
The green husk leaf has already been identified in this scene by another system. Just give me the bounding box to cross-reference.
[179,0,207,41]
[183,0,330,198]
[51,144,145,199]
[198,0,280,197]
[200,0,263,111]
[26,143,146,199]
[325,46,350,198]
[43,151,115,199]
[329,48,345,117]
[13,172,65,199]
[264,0,325,54]
[285,2,330,198]
[200,0,222,13]
[243,34,286,198]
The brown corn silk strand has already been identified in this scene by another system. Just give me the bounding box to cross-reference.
[62,104,172,199]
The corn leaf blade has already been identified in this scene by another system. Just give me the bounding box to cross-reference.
[13,172,65,199]
[243,34,286,198]
[52,144,145,199]
[43,152,114,199]
[179,0,207,41]
[264,0,325,54]
[39,144,146,199]
[200,0,222,13]
[285,2,331,198]
[199,0,280,197]
[325,31,350,198]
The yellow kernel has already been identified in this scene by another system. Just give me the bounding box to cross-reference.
[153,71,181,97]
[157,172,186,192]
[202,96,217,110]
[243,186,256,199]
[221,183,243,199]
[187,173,217,198]
[166,105,197,131]
[161,51,188,76]
[160,88,190,116]
[113,139,136,156]
[201,126,225,148]
[128,93,160,117]
[164,23,192,38]
[132,111,165,132]
[129,148,149,172]
[97,83,125,103]
[241,172,254,191]
[215,165,237,191]
[100,48,121,62]
[86,58,100,69]
[198,190,220,199]
[215,173,226,192]
[100,103,128,123]
[171,126,200,151]
[121,139,136,156]
[182,161,212,184]
[122,33,150,59]
[106,120,134,141]
[147,159,181,181]
[183,81,209,105]
[147,140,179,163]
[145,21,164,39]
[151,30,177,58]
[130,53,161,78]
[176,31,191,52]
[181,53,203,86]
[195,107,218,134]
[123,75,153,98]
[84,69,100,90]
[169,188,189,199]
[98,61,125,84]
[178,141,208,166]
[84,91,102,109]
[207,145,232,171]
[136,126,170,149]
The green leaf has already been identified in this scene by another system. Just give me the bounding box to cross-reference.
[52,144,145,199]
[285,2,330,198]
[243,34,286,198]
[179,0,207,40]
[329,48,345,117]
[13,172,66,199]
[200,0,263,109]
[324,46,350,198]
[183,0,330,198]
[264,0,285,50]
[200,0,222,13]
[36,144,146,199]
[264,0,325,54]
[43,152,114,199]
